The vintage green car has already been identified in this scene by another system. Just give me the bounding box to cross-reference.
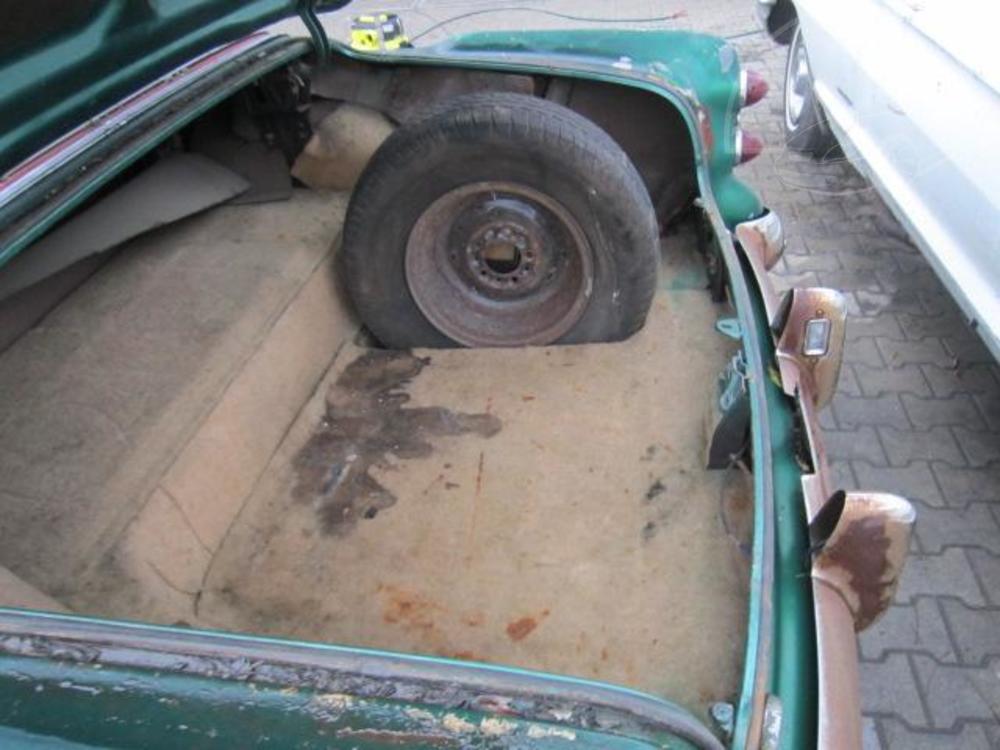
[0,2,914,748]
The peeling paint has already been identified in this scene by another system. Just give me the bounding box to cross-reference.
[442,713,476,733]
[527,724,578,740]
[480,717,517,736]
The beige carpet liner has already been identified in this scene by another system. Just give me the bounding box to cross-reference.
[0,191,750,719]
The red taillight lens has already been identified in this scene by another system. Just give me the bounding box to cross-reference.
[735,129,764,164]
[741,69,769,107]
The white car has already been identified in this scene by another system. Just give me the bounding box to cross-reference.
[757,0,1000,359]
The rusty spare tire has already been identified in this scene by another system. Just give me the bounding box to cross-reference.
[342,92,659,348]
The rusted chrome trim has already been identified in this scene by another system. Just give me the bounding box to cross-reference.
[0,610,724,749]
[810,491,915,631]
[774,287,847,410]
[736,210,784,270]
[733,222,782,326]
[812,580,862,749]
[736,222,915,750]
[0,32,272,206]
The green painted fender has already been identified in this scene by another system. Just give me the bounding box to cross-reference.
[338,28,766,227]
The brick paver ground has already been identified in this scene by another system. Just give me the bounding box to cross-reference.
[345,2,1000,744]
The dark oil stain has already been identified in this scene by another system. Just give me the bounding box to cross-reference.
[505,609,550,642]
[644,479,666,501]
[641,521,657,541]
[292,350,502,534]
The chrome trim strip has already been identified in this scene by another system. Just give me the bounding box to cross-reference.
[0,32,271,207]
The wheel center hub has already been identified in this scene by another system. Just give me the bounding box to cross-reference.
[465,220,544,293]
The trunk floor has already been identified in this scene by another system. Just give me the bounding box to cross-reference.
[196,258,749,716]
[0,188,750,718]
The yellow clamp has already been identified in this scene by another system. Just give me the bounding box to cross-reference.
[350,13,410,51]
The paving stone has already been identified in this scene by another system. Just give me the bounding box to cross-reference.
[939,599,1000,665]
[804,234,861,256]
[953,427,1000,467]
[967,550,1000,607]
[901,394,986,430]
[837,364,862,397]
[859,654,927,727]
[825,426,887,465]
[854,363,930,397]
[860,597,955,662]
[818,405,838,430]
[855,288,927,316]
[897,312,981,342]
[985,721,1000,748]
[946,335,997,366]
[913,504,1000,556]
[862,716,882,750]
[921,363,998,397]
[879,426,965,467]
[834,248,893,271]
[829,458,859,491]
[931,463,1000,506]
[880,719,994,750]
[896,550,985,607]
[973,390,1000,431]
[877,338,955,369]
[876,267,945,294]
[833,393,910,430]
[844,336,886,368]
[847,316,905,343]
[818,268,885,293]
[911,655,1000,728]
[852,461,943,507]
[781,250,841,273]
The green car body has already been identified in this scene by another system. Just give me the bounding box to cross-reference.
[0,2,912,748]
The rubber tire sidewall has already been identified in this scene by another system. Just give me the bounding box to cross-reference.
[783,26,838,158]
[342,94,659,349]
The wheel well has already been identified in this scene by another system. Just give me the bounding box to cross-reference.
[767,0,798,45]
[311,54,697,228]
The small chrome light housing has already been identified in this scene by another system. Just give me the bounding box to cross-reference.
[740,69,769,107]
[803,318,832,356]
[735,128,764,164]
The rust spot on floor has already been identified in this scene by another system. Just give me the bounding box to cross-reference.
[506,617,537,641]
[506,610,549,641]
[379,584,444,633]
[447,650,483,661]
[292,351,502,534]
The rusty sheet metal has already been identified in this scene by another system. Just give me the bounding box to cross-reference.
[733,222,782,327]
[811,580,863,749]
[810,491,915,632]
[0,610,724,749]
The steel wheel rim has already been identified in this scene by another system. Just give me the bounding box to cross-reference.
[405,181,594,347]
[785,36,811,130]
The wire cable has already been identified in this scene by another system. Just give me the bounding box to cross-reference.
[410,7,688,43]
